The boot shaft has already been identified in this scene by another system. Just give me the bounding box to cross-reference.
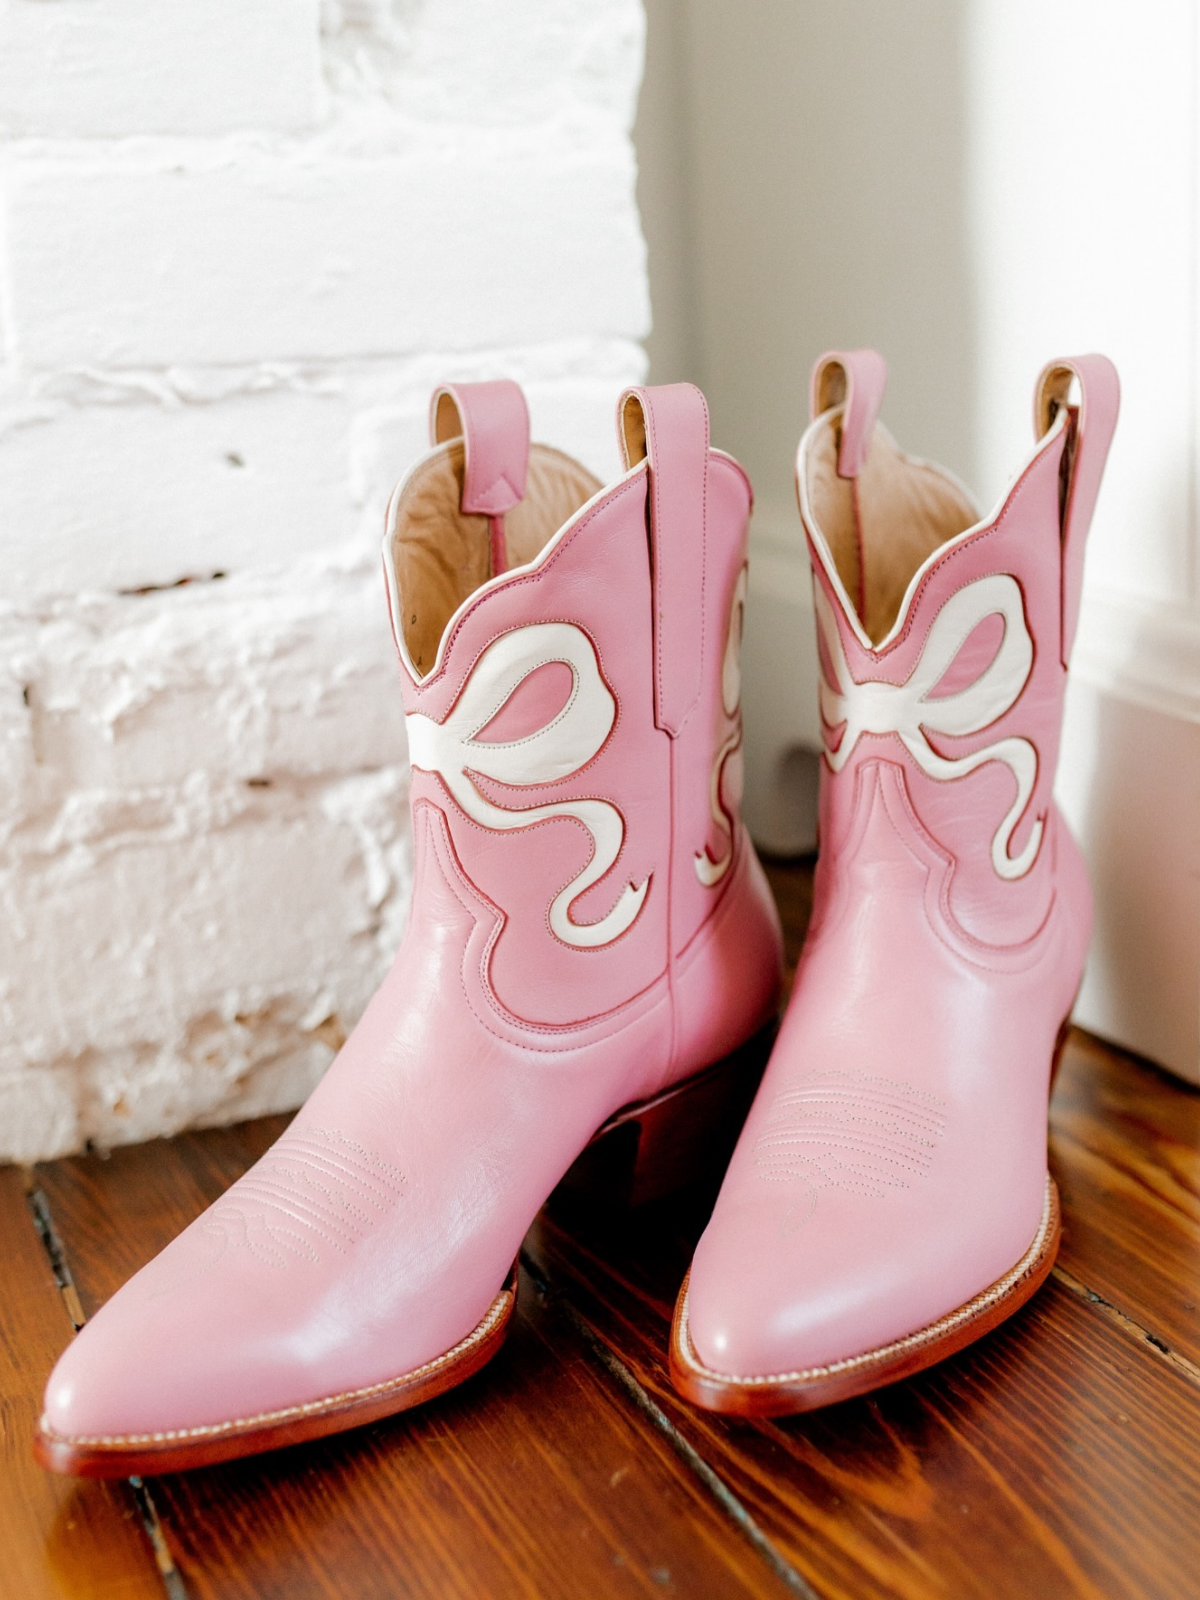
[383,380,760,1029]
[796,351,1119,947]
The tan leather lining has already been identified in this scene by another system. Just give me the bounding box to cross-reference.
[432,390,463,445]
[620,392,648,469]
[390,441,601,677]
[812,360,849,416]
[807,418,978,644]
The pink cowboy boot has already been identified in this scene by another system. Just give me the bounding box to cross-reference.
[671,349,1119,1415]
[38,379,782,1475]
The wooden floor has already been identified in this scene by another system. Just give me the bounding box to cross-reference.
[5,858,1200,1600]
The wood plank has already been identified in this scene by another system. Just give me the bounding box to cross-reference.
[26,854,1200,1600]
[0,1163,164,1600]
[35,1120,795,1600]
[527,1199,1200,1600]
[1051,1028,1200,1365]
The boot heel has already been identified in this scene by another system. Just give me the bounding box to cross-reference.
[553,1022,775,1213]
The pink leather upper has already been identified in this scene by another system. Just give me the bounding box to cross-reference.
[431,379,530,516]
[1032,355,1120,666]
[42,381,782,1442]
[685,351,1118,1380]
[810,349,888,478]
[619,383,710,737]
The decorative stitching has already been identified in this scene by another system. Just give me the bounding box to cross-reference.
[199,1127,409,1267]
[753,1066,947,1199]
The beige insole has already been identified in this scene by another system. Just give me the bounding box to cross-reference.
[806,419,979,644]
[390,441,602,677]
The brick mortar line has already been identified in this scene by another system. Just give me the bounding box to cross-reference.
[19,1169,193,1600]
[519,1247,820,1600]
[1051,1263,1200,1389]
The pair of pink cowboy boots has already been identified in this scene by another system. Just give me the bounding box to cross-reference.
[37,348,1119,1475]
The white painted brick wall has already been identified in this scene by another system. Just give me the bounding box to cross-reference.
[0,1,650,1161]
[7,149,645,367]
[0,0,325,138]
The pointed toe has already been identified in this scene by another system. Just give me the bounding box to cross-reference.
[35,374,782,1475]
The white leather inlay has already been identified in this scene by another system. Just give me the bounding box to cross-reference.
[406,621,649,947]
[816,572,1043,879]
[695,566,747,887]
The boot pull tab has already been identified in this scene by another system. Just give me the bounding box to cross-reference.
[430,380,530,577]
[1033,355,1120,668]
[618,382,709,738]
[809,349,888,478]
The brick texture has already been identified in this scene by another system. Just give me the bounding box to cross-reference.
[0,0,649,1160]
[0,0,324,137]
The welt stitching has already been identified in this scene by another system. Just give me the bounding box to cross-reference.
[677,1183,1055,1386]
[49,1292,512,1448]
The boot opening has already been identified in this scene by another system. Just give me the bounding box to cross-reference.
[387,441,601,678]
[805,418,979,645]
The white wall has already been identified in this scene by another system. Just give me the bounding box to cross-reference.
[637,0,979,851]
[0,0,650,1161]
[637,0,1200,1080]
[966,0,1200,1082]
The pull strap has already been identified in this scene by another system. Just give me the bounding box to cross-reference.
[618,382,709,738]
[1033,354,1120,666]
[809,348,888,478]
[430,380,530,577]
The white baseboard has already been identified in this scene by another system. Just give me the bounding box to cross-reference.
[1058,664,1200,1086]
[1071,586,1200,728]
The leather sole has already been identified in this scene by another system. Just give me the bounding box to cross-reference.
[669,1175,1061,1417]
[33,1262,519,1479]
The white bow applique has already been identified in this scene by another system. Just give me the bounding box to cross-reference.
[815,572,1043,880]
[406,621,649,948]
